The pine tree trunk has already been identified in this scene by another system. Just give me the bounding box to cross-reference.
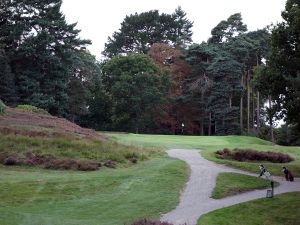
[215,120,217,134]
[135,118,139,134]
[200,117,204,136]
[247,70,250,134]
[252,92,255,129]
[240,74,244,132]
[208,112,212,136]
[269,95,275,144]
[257,91,260,129]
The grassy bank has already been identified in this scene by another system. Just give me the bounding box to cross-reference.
[0,157,188,225]
[0,134,160,166]
[198,192,300,225]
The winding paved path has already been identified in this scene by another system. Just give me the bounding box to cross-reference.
[161,149,300,225]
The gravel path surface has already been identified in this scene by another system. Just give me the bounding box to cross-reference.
[161,149,300,225]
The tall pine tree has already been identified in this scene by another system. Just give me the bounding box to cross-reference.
[1,0,91,115]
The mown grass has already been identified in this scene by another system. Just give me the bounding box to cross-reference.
[107,133,300,176]
[0,157,188,225]
[0,134,161,165]
[212,173,275,199]
[198,192,300,225]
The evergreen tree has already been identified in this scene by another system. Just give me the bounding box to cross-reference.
[184,43,217,135]
[83,84,113,130]
[269,0,300,130]
[208,13,247,44]
[1,0,91,115]
[68,50,101,122]
[206,53,243,134]
[225,29,271,133]
[102,54,171,133]
[0,47,16,104]
[171,6,193,48]
[253,65,285,143]
[103,8,193,57]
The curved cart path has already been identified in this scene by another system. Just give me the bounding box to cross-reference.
[161,149,300,225]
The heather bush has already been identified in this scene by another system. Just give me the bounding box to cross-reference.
[4,156,20,165]
[16,104,49,115]
[130,219,175,225]
[216,148,294,163]
[77,162,99,171]
[0,152,118,171]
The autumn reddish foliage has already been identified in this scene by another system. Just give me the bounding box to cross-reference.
[216,148,294,163]
[148,43,198,134]
[0,107,106,140]
[148,43,190,97]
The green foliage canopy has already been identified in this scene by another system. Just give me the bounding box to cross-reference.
[103,7,193,57]
[102,54,171,132]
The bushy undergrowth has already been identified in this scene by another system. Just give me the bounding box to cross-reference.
[216,148,294,163]
[0,99,5,114]
[16,104,49,115]
[130,219,174,225]
[0,151,117,171]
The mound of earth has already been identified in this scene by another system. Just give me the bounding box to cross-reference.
[0,107,105,140]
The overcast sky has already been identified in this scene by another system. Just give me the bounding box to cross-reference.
[61,0,287,59]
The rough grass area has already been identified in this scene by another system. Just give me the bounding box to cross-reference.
[108,133,300,176]
[198,192,300,225]
[0,107,106,139]
[212,173,275,199]
[0,107,162,170]
[0,134,161,169]
[16,104,49,115]
[0,157,188,225]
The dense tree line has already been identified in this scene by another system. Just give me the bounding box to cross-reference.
[1,0,299,143]
[0,0,94,118]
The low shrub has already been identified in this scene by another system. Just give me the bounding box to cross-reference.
[16,104,49,115]
[0,99,5,114]
[44,158,79,170]
[4,156,20,166]
[104,160,116,168]
[0,152,117,171]
[216,148,294,163]
[130,219,174,225]
[77,162,99,171]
